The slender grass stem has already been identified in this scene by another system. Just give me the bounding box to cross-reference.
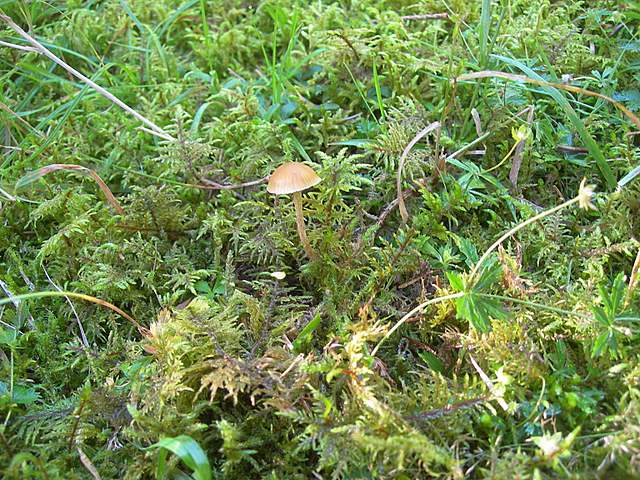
[0,291,145,334]
[469,196,581,283]
[371,292,464,356]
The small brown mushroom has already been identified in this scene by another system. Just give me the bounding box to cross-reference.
[267,162,321,259]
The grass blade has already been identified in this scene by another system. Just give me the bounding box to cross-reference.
[0,291,145,334]
[456,57,638,189]
[0,10,173,139]
[16,164,124,214]
[149,435,211,480]
[478,0,492,67]
[372,59,385,121]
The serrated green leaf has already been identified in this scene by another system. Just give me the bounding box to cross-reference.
[417,350,445,373]
[592,306,610,326]
[592,331,610,358]
[455,292,505,333]
[474,258,502,292]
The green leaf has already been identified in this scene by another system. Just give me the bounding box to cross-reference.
[613,89,640,111]
[293,312,322,352]
[446,272,464,292]
[455,292,506,333]
[194,280,212,295]
[474,258,503,292]
[592,272,628,325]
[591,330,611,358]
[149,435,211,480]
[0,383,39,405]
[590,273,630,358]
[417,350,445,373]
[592,306,610,327]
[0,329,16,346]
[455,237,479,267]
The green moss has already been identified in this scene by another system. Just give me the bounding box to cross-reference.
[1,0,640,478]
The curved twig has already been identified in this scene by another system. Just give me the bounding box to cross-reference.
[397,122,440,223]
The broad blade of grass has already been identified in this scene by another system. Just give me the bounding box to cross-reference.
[478,0,492,67]
[372,59,385,121]
[293,311,321,351]
[190,101,211,136]
[149,435,211,480]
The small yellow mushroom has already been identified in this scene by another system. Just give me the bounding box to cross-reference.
[267,162,321,259]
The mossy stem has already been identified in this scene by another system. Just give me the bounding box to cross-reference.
[292,191,316,260]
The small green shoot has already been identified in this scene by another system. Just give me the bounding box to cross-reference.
[149,435,212,480]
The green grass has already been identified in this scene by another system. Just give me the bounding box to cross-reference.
[1,1,640,479]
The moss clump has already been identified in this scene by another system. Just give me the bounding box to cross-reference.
[1,0,639,478]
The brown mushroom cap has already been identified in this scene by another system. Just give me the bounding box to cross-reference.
[267,162,321,195]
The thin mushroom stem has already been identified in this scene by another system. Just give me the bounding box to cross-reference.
[292,191,316,259]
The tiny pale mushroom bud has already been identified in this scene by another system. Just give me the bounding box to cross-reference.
[270,271,286,280]
[578,178,596,210]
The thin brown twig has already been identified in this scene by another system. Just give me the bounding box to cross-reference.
[198,176,269,190]
[378,187,415,229]
[0,98,43,137]
[16,164,124,214]
[380,178,432,230]
[0,11,174,140]
[401,13,449,21]
[406,396,488,422]
[397,121,440,223]
[625,246,640,308]
[334,32,360,60]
